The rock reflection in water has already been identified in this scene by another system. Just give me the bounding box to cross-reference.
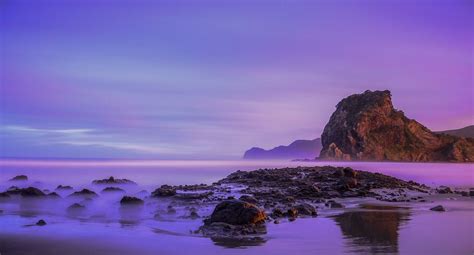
[210,236,267,248]
[333,204,411,254]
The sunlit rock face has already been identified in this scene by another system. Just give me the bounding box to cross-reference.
[319,90,474,162]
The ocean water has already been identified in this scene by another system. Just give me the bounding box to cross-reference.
[0,159,473,255]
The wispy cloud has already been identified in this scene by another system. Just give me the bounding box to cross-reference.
[1,125,195,156]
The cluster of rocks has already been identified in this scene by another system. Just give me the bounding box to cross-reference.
[2,170,472,241]
[92,176,136,185]
[217,166,430,205]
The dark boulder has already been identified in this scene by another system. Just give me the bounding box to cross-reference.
[205,200,266,225]
[18,187,45,197]
[326,200,344,208]
[151,185,177,197]
[286,208,298,218]
[47,192,61,198]
[56,185,73,190]
[294,203,317,216]
[271,208,284,218]
[67,203,86,212]
[120,196,144,205]
[9,175,28,181]
[68,189,98,198]
[92,176,136,185]
[430,205,445,212]
[343,168,357,178]
[36,219,47,226]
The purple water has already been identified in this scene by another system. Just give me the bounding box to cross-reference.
[0,159,473,254]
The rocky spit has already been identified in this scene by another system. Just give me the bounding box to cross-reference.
[1,166,472,242]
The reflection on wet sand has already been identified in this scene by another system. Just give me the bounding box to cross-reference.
[333,204,411,254]
[210,236,267,248]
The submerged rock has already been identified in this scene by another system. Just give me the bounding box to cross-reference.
[204,200,266,225]
[151,185,177,197]
[47,192,61,198]
[56,185,73,190]
[430,205,445,212]
[36,219,47,226]
[120,196,144,205]
[9,175,28,181]
[167,205,177,214]
[68,189,98,198]
[9,187,46,197]
[92,176,136,185]
[326,200,344,208]
[67,203,86,212]
[101,187,125,193]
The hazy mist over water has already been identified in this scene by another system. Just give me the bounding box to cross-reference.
[1,159,473,188]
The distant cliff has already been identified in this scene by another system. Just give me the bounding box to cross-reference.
[436,125,474,138]
[319,90,474,162]
[243,139,321,160]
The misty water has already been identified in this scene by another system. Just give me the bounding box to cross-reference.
[0,160,473,254]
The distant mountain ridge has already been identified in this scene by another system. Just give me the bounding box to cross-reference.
[243,138,322,160]
[436,125,474,138]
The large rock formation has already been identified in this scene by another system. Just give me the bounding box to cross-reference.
[319,90,474,162]
[243,139,322,160]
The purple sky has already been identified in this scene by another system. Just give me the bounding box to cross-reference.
[1,0,472,159]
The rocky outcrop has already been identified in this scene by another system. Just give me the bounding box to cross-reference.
[92,176,136,185]
[218,166,429,204]
[319,90,474,162]
[243,139,322,160]
[151,185,177,197]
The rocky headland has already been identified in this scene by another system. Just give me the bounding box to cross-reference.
[319,90,474,162]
